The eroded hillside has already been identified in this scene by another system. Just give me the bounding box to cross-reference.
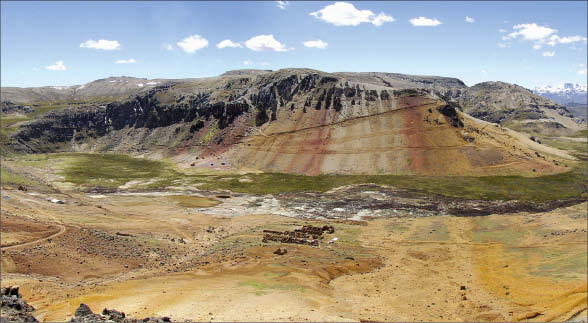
[6,69,575,176]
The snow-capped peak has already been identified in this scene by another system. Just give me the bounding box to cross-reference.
[533,83,588,105]
[534,83,587,94]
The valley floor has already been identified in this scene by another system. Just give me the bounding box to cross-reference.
[1,152,587,322]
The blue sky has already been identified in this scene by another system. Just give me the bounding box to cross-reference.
[1,1,586,88]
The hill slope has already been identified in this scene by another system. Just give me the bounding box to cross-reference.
[447,81,585,136]
[7,69,572,176]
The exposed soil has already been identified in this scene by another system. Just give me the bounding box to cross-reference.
[1,184,586,322]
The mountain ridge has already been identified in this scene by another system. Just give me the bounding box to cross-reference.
[5,68,573,176]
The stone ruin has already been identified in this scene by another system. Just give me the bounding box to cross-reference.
[262,225,335,247]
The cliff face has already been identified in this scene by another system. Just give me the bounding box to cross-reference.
[8,69,572,175]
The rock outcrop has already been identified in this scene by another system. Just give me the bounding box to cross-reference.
[6,69,575,176]
[1,101,34,114]
[1,286,38,323]
[69,304,173,323]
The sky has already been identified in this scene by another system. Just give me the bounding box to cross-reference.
[1,1,587,89]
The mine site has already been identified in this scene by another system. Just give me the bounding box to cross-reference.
[1,1,587,322]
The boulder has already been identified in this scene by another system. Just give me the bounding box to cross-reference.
[74,303,94,317]
[273,248,287,255]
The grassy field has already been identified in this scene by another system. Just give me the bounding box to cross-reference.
[0,167,39,187]
[4,152,586,201]
[21,152,582,201]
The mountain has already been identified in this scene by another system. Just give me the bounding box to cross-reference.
[564,102,588,120]
[534,83,588,105]
[446,81,585,136]
[306,73,584,136]
[0,76,195,104]
[5,69,572,176]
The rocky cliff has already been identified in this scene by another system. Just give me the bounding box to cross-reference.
[7,69,573,175]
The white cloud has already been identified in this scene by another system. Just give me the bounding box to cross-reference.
[498,43,509,48]
[545,34,587,46]
[276,1,289,10]
[45,60,66,71]
[303,39,328,49]
[501,23,587,51]
[465,16,475,23]
[80,39,120,50]
[245,34,288,52]
[115,58,136,64]
[498,28,507,33]
[217,39,242,49]
[243,60,253,66]
[310,2,394,27]
[177,35,209,53]
[578,67,587,75]
[371,12,395,26]
[481,69,487,75]
[261,62,270,66]
[409,16,442,27]
[503,23,556,41]
[542,51,555,57]
[165,44,174,51]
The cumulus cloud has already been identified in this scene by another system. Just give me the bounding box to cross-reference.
[502,23,587,50]
[498,28,507,33]
[409,16,442,27]
[115,58,136,64]
[245,34,288,52]
[243,60,253,66]
[303,39,328,49]
[310,2,394,27]
[45,60,66,71]
[545,35,587,46]
[578,65,587,75]
[498,43,510,48]
[481,69,487,75]
[276,1,289,10]
[217,39,242,49]
[503,23,556,41]
[177,35,209,53]
[371,12,395,26]
[80,39,120,50]
[542,51,555,57]
[165,44,174,51]
[465,16,475,23]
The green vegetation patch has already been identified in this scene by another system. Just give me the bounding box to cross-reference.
[24,152,587,201]
[238,280,305,296]
[539,137,587,156]
[407,219,449,241]
[473,216,525,246]
[166,195,221,208]
[528,247,587,280]
[56,153,179,189]
[571,129,587,138]
[190,166,587,201]
[0,167,39,187]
